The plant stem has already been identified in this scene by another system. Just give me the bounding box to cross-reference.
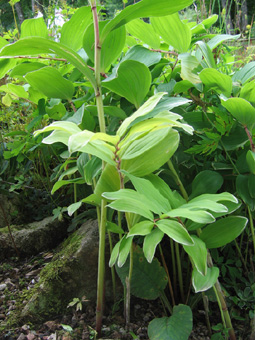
[170,239,177,296]
[175,242,185,303]
[159,244,176,306]
[248,206,255,257]
[167,160,189,201]
[108,230,116,303]
[11,3,20,39]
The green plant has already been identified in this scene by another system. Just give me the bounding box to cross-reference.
[0,2,254,339]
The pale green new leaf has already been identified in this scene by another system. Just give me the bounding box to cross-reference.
[121,45,161,68]
[221,97,255,131]
[151,13,191,53]
[200,216,248,249]
[117,92,165,137]
[126,19,160,49]
[25,66,74,100]
[189,192,238,204]
[196,41,216,68]
[192,267,219,293]
[163,207,215,224]
[156,219,194,246]
[61,6,93,51]
[20,17,48,39]
[201,15,218,29]
[51,178,84,194]
[118,235,134,267]
[0,84,28,99]
[179,53,201,84]
[143,228,164,263]
[102,189,154,220]
[67,201,82,216]
[34,121,81,137]
[103,60,151,108]
[207,34,240,50]
[109,238,122,267]
[183,236,207,276]
[232,61,255,84]
[128,220,154,237]
[124,172,171,213]
[199,68,232,97]
[100,0,194,43]
[240,80,255,106]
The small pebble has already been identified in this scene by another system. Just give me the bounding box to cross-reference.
[0,283,7,291]
[17,334,26,340]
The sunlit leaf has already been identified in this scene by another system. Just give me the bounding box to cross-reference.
[183,236,207,275]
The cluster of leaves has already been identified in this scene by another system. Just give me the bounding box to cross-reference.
[0,0,255,338]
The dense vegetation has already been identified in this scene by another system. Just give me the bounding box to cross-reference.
[1,0,255,339]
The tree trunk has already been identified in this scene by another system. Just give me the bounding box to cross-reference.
[241,0,248,32]
[14,2,24,24]
[221,0,234,34]
[31,0,35,14]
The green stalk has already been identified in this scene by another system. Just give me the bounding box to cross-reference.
[175,242,185,303]
[10,3,20,39]
[170,239,177,296]
[159,244,176,306]
[248,206,255,257]
[108,230,116,303]
[167,160,188,201]
[89,1,107,336]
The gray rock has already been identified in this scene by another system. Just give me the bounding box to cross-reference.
[19,220,114,323]
[17,334,26,340]
[0,216,68,259]
[0,284,7,291]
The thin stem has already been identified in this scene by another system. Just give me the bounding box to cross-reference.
[108,230,116,303]
[96,198,107,336]
[150,48,178,56]
[167,160,189,201]
[248,206,255,257]
[11,4,20,39]
[159,244,176,306]
[175,242,185,303]
[245,126,255,152]
[170,238,177,298]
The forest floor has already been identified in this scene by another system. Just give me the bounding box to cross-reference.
[0,251,248,340]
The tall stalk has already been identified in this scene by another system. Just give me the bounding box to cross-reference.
[89,1,107,336]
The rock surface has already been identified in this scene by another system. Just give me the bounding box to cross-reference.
[19,219,112,323]
[0,216,68,260]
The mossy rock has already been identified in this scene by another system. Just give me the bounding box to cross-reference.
[17,219,112,324]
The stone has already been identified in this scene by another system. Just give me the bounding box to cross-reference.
[17,334,26,340]
[0,284,7,291]
[0,216,68,260]
[19,220,114,324]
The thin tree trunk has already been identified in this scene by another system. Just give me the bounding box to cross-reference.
[241,0,248,32]
[31,0,35,14]
[14,2,24,24]
[221,0,234,33]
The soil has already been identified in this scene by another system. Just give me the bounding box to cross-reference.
[0,251,248,340]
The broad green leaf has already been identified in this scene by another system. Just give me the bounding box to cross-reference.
[143,228,164,263]
[128,220,154,237]
[94,164,120,196]
[103,189,154,220]
[67,201,82,216]
[221,97,255,131]
[51,178,84,194]
[20,17,48,39]
[84,105,127,119]
[10,62,46,77]
[100,0,194,43]
[124,172,171,213]
[118,235,133,267]
[126,19,160,49]
[189,192,238,204]
[163,207,215,224]
[25,66,74,100]
[246,150,255,175]
[248,174,255,199]
[83,21,126,72]
[106,221,124,234]
[179,53,201,84]
[117,92,165,137]
[145,174,186,209]
[151,13,191,53]
[0,84,28,99]
[148,304,192,340]
[0,37,8,49]
[240,80,255,106]
[207,34,240,50]
[121,45,161,67]
[35,121,81,136]
[121,128,179,177]
[109,238,122,267]
[199,68,232,97]
[61,6,92,51]
[192,267,219,293]
[200,216,248,249]
[156,219,194,245]
[0,37,96,88]
[196,41,216,68]
[183,235,207,275]
[0,59,17,79]
[185,200,228,213]
[236,174,255,209]
[116,245,167,299]
[232,61,255,84]
[103,60,151,108]
[190,170,223,199]
[174,80,194,93]
[81,193,101,206]
[201,15,218,29]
